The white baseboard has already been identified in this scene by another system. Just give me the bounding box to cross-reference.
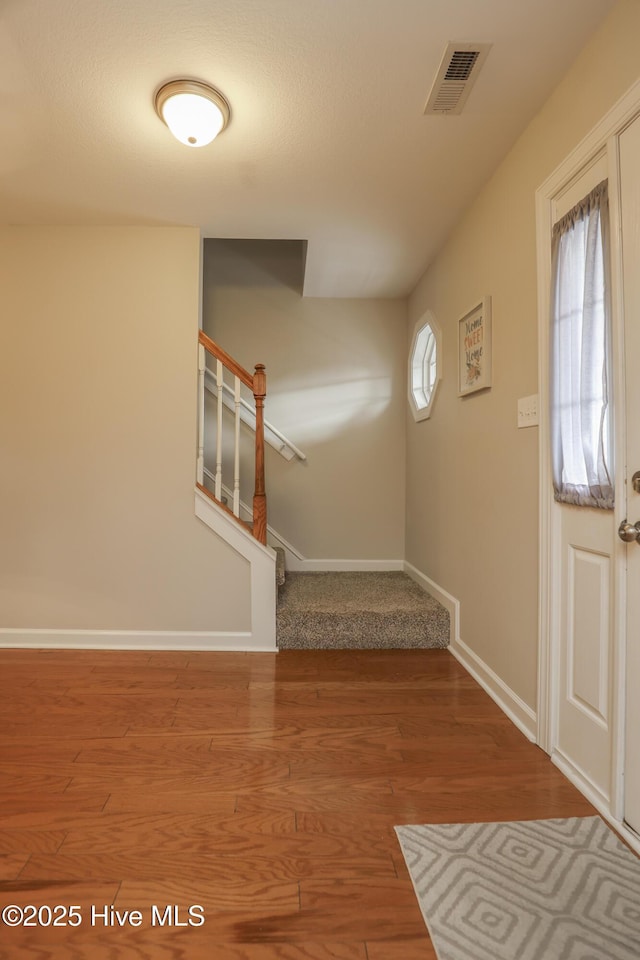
[403,562,459,645]
[604,816,640,857]
[255,512,404,573]
[0,488,279,655]
[0,629,276,652]
[195,489,276,650]
[286,558,404,572]
[552,750,640,856]
[404,560,536,742]
[551,749,610,811]
[451,635,537,741]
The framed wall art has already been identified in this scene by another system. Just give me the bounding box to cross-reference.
[458,296,492,396]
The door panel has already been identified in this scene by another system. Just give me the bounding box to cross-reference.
[568,547,609,724]
[557,507,614,798]
[619,115,640,837]
[551,159,616,804]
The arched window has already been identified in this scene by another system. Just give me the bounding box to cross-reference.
[409,311,441,421]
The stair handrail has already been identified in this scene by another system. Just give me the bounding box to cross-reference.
[197,330,267,545]
[203,369,306,462]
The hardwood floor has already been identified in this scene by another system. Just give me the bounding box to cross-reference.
[0,648,594,959]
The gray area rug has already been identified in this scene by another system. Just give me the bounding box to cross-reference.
[276,571,450,649]
[395,817,640,960]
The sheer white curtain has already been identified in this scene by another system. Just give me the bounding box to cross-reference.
[550,180,614,509]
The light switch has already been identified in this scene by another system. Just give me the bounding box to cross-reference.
[517,394,539,428]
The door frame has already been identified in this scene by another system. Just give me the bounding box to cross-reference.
[536,77,640,854]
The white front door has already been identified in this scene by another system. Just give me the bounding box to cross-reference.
[550,155,617,809]
[619,114,640,838]
[539,88,640,852]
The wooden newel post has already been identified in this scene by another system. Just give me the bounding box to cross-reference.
[252,363,267,545]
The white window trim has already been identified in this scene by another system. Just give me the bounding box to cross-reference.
[408,310,442,421]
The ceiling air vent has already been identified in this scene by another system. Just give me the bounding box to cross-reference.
[424,42,491,115]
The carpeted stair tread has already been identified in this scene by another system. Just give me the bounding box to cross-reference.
[277,571,449,650]
[274,546,286,589]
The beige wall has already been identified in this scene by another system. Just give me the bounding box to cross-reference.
[203,240,407,560]
[0,227,251,632]
[405,0,640,709]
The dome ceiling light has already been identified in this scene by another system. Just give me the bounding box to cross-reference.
[154,80,230,147]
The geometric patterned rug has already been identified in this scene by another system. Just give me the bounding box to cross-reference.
[395,817,640,960]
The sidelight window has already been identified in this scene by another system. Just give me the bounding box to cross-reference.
[550,180,614,509]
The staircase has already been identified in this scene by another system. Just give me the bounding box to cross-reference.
[276,570,450,650]
[195,330,450,652]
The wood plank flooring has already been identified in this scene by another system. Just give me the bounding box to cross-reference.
[0,648,594,959]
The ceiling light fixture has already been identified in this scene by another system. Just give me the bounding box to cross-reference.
[154,80,230,147]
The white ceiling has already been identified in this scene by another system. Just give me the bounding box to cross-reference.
[0,0,616,297]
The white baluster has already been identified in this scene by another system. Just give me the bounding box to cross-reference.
[196,344,205,484]
[215,359,223,501]
[233,376,241,517]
